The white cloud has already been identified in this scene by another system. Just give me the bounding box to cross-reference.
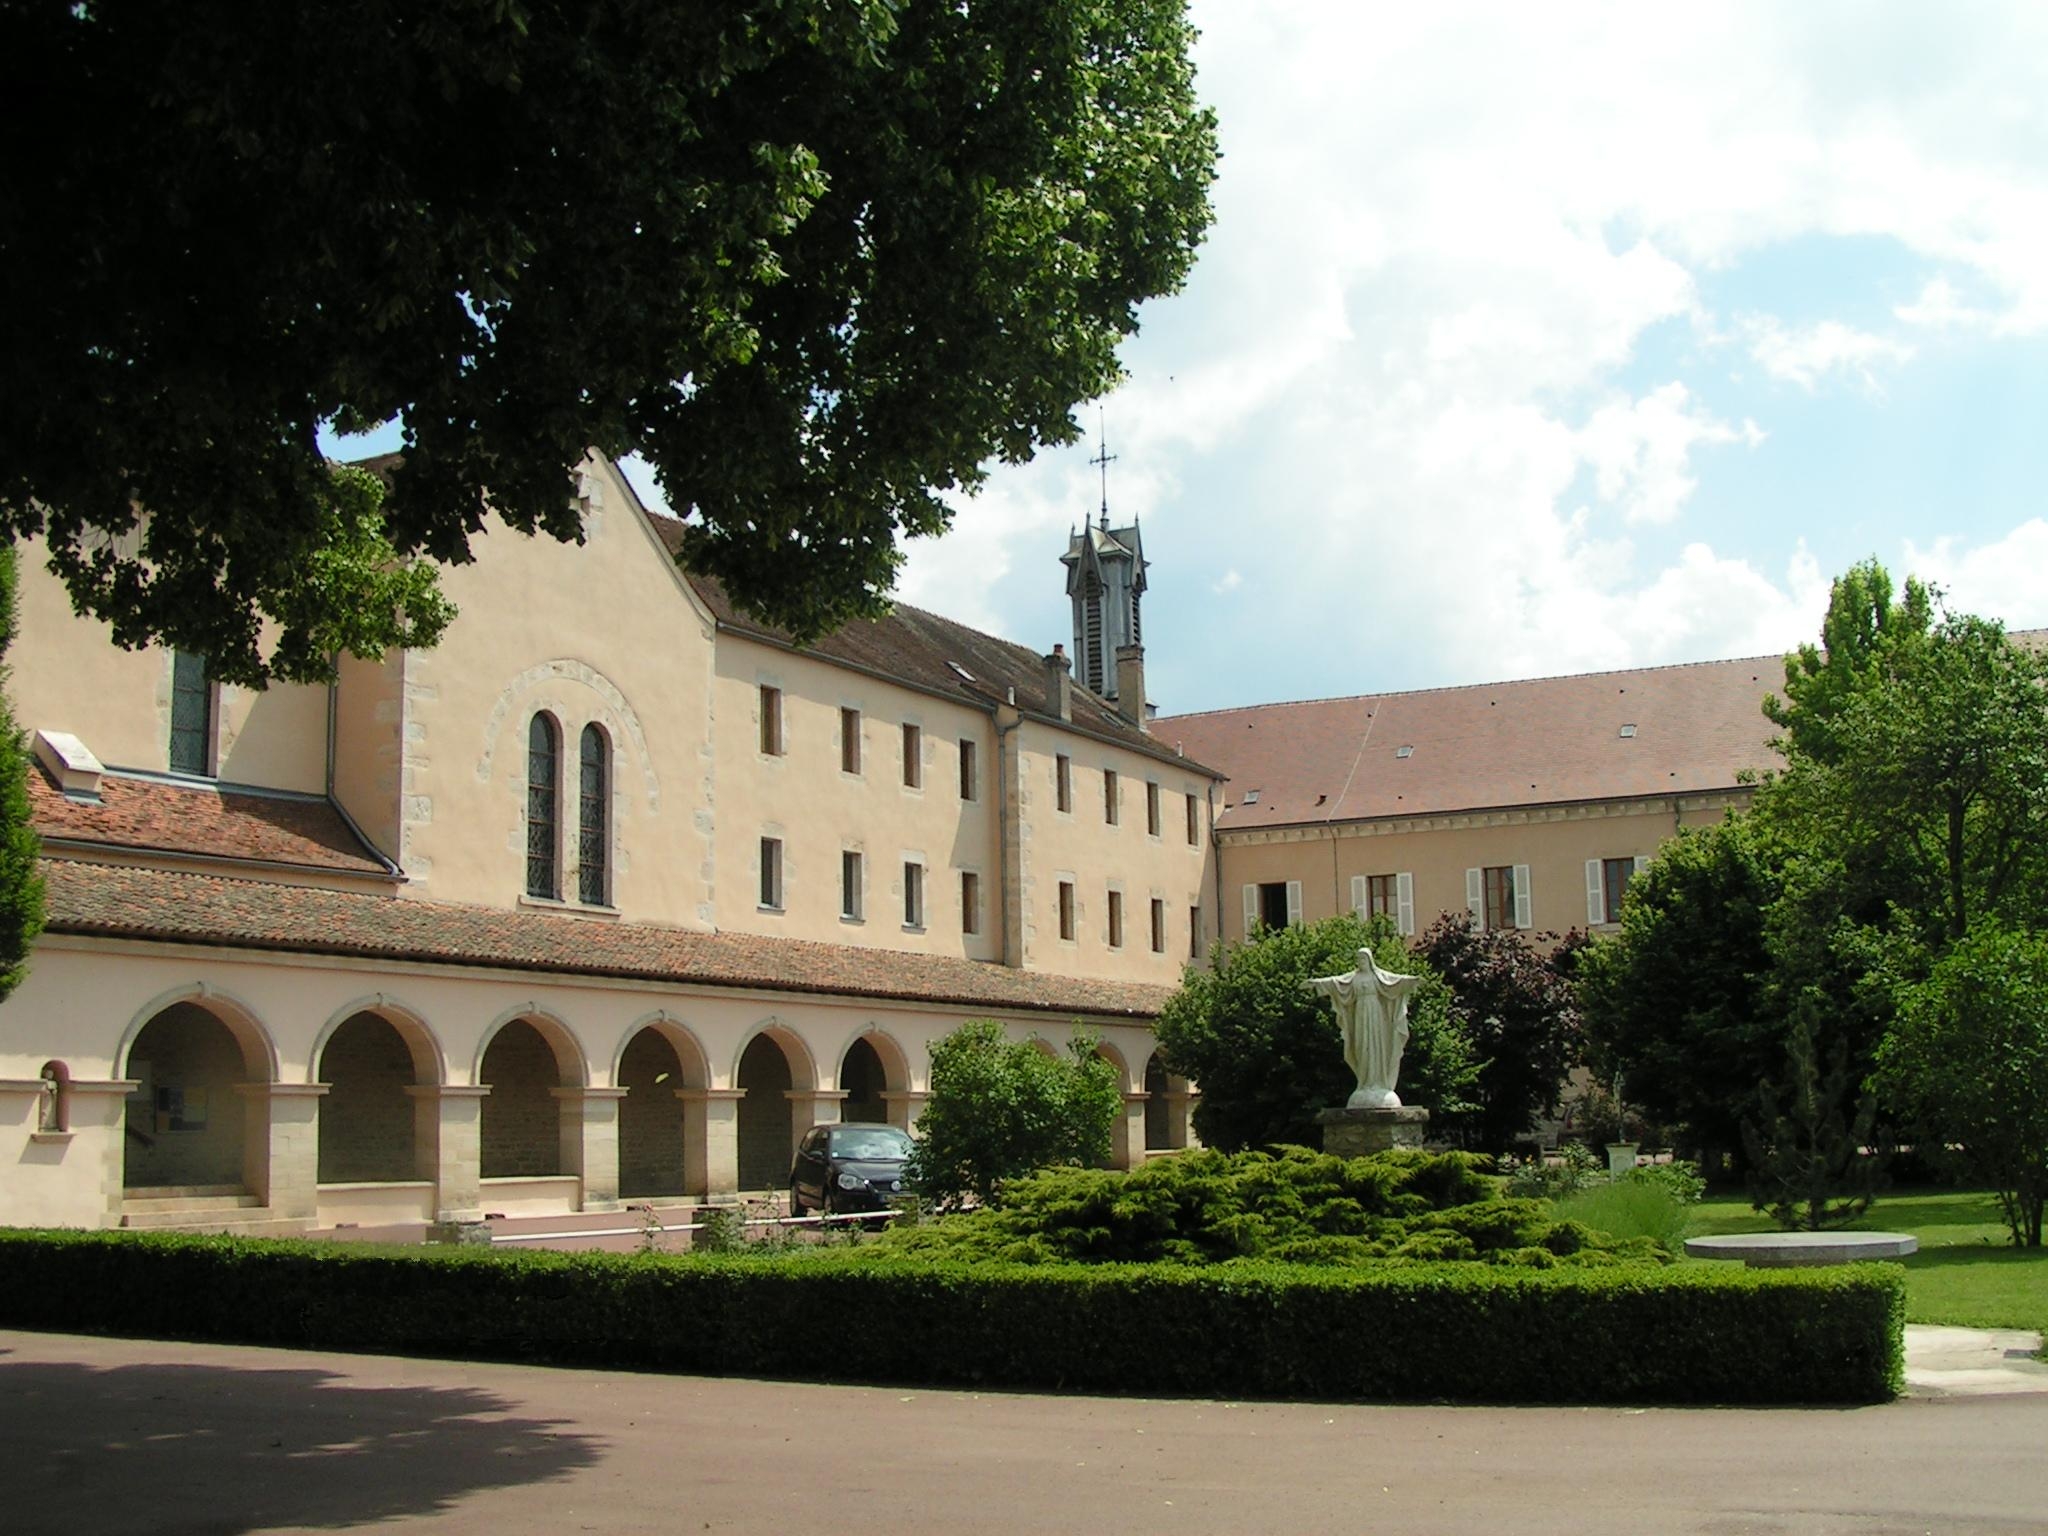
[1743,317,1916,392]
[1211,569,1242,595]
[1901,522,2048,629]
[1894,277,1992,332]
[1577,383,1764,526]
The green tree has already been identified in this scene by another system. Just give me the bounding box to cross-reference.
[0,544,44,998]
[1155,915,1477,1152]
[906,1020,1121,1209]
[1763,557,1933,768]
[1879,922,2048,1247]
[1577,815,1786,1172]
[1414,913,1583,1155]
[1742,1004,1883,1231]
[1,0,1219,685]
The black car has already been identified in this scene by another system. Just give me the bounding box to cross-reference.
[789,1122,914,1217]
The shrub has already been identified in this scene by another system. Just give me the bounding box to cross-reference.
[0,1228,1904,1405]
[872,1147,1659,1268]
[1502,1142,1603,1200]
[1552,1180,1693,1254]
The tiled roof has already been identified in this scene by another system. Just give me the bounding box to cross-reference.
[28,771,396,877]
[655,522,1219,778]
[1154,654,1785,830]
[40,859,1177,1019]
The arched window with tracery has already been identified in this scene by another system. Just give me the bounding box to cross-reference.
[578,723,610,905]
[526,712,561,899]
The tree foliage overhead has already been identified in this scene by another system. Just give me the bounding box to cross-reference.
[1155,915,1477,1153]
[1413,913,1583,1156]
[1,0,1219,685]
[1763,557,1933,767]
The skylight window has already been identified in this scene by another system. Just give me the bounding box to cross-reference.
[1395,745,1414,759]
[1619,724,1638,738]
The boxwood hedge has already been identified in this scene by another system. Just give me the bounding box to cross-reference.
[0,1229,1903,1404]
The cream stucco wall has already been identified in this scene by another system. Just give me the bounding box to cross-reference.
[710,636,1004,958]
[1217,793,1749,945]
[1011,720,1215,983]
[389,458,719,927]
[14,539,329,792]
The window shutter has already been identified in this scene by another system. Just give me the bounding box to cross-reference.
[1634,854,1651,875]
[1513,864,1533,929]
[1242,884,1259,938]
[1285,880,1304,927]
[1465,867,1483,924]
[1350,874,1367,918]
[1586,859,1605,925]
[1396,872,1415,937]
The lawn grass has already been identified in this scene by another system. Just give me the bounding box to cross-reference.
[1688,1186,2048,1340]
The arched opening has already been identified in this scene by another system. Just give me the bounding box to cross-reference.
[618,1028,687,1198]
[122,1002,263,1190]
[735,1034,795,1191]
[1093,1045,1129,1170]
[480,1018,569,1178]
[840,1036,890,1124]
[1143,1054,1171,1152]
[317,1013,420,1182]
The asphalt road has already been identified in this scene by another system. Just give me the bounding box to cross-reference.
[5,1328,2044,1536]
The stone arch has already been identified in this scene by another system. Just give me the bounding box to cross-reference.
[1143,1052,1172,1152]
[614,1012,707,1200]
[836,1028,908,1124]
[734,1026,808,1192]
[308,996,445,1087]
[476,1010,584,1180]
[119,991,276,1191]
[1091,1039,1133,1094]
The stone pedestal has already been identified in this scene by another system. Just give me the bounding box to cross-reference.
[1315,1105,1429,1156]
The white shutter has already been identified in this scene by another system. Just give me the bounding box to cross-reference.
[1465,867,1484,925]
[1634,854,1651,875]
[1350,874,1367,918]
[1242,884,1259,938]
[1285,880,1304,927]
[1513,864,1533,929]
[1586,859,1606,925]
[1396,872,1415,937]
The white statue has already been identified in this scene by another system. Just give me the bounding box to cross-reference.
[1308,948,1423,1109]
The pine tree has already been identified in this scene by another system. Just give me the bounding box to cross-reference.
[0,544,44,1000]
[1743,1005,1883,1230]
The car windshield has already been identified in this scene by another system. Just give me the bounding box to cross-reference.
[830,1126,911,1160]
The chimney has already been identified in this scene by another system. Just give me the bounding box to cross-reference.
[1045,644,1073,722]
[1114,644,1147,732]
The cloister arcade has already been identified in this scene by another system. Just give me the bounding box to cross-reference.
[31,979,1193,1232]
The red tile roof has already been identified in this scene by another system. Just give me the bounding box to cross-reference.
[661,527,1220,778]
[29,771,396,877]
[40,859,1176,1019]
[1154,654,1785,830]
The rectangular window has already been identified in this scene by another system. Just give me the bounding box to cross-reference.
[961,871,981,935]
[1104,768,1120,825]
[1483,865,1516,931]
[958,738,978,801]
[1189,905,1204,959]
[1107,889,1124,949]
[840,707,861,775]
[1258,881,1290,931]
[1150,898,1166,954]
[1366,874,1398,920]
[169,651,212,775]
[1592,856,1640,924]
[1058,880,1076,941]
[1186,793,1199,846]
[841,850,864,920]
[1145,782,1162,836]
[758,685,783,756]
[1056,753,1072,813]
[902,723,922,788]
[759,837,783,910]
[903,860,924,928]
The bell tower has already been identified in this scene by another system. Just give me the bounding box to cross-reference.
[1059,419,1147,702]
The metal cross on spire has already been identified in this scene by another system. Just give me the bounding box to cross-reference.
[1088,407,1117,529]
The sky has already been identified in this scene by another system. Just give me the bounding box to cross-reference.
[339,4,2048,716]
[873,2,2048,714]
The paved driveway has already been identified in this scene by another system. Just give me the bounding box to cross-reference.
[5,1329,2044,1535]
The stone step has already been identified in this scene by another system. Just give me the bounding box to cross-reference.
[120,1204,308,1237]
[124,1184,249,1202]
[122,1191,263,1214]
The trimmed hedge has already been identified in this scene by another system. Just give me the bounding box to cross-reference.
[0,1229,1904,1404]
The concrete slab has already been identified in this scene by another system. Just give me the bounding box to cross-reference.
[1905,1324,2048,1398]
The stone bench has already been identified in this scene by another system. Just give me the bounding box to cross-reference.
[1683,1231,1918,1268]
